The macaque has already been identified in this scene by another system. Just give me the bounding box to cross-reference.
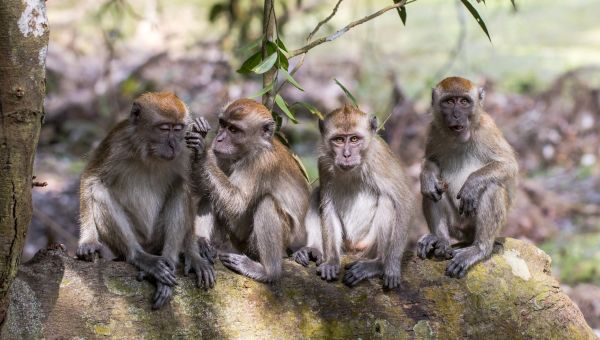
[185,99,310,283]
[77,92,214,309]
[418,76,518,278]
[295,104,414,289]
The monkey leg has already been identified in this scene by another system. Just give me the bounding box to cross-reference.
[292,188,323,267]
[219,196,284,283]
[86,183,177,286]
[316,200,343,282]
[445,185,507,279]
[418,195,456,260]
[343,259,383,287]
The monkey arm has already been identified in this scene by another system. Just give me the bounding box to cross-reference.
[421,159,447,202]
[468,159,518,187]
[198,152,255,220]
[317,193,343,281]
[157,179,189,265]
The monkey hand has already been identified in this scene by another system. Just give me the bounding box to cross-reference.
[457,179,482,217]
[417,234,453,260]
[421,172,447,202]
[135,255,178,287]
[292,247,323,267]
[198,237,217,262]
[316,260,340,282]
[152,282,173,310]
[192,117,211,137]
[76,241,103,262]
[383,267,402,289]
[184,253,216,289]
[185,130,207,156]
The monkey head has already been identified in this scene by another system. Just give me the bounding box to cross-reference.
[432,76,485,143]
[129,92,190,161]
[130,92,190,161]
[319,104,377,171]
[212,99,275,160]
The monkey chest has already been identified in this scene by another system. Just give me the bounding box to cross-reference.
[332,189,378,240]
[440,156,485,206]
[116,175,169,235]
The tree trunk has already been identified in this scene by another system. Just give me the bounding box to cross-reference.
[0,0,49,331]
[261,0,276,110]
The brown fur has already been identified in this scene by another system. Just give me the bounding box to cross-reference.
[418,77,518,279]
[137,92,188,121]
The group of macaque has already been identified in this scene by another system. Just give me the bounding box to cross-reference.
[76,77,518,309]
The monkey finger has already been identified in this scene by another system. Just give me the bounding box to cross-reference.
[184,259,192,276]
[136,270,148,282]
[344,261,358,270]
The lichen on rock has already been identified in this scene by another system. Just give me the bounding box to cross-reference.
[3,238,597,339]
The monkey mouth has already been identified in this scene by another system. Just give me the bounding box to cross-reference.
[449,125,465,133]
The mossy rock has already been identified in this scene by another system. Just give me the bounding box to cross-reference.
[3,238,597,339]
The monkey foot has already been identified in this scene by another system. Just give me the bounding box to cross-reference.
[343,260,381,287]
[75,241,103,262]
[291,247,322,267]
[445,245,484,279]
[417,234,453,260]
[316,262,340,281]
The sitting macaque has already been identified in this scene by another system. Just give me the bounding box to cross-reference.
[77,92,214,309]
[417,76,518,278]
[186,99,310,283]
[294,104,414,289]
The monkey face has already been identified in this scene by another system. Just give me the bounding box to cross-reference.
[438,95,474,143]
[213,118,245,159]
[150,122,186,160]
[329,134,365,170]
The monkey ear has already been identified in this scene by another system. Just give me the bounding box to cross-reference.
[318,119,325,134]
[262,121,275,140]
[370,115,378,132]
[130,102,142,124]
[478,88,486,103]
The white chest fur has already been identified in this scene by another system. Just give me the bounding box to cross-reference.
[440,154,485,207]
[330,179,378,244]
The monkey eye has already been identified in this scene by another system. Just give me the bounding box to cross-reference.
[459,98,470,105]
[173,124,184,131]
[228,126,239,134]
[445,99,455,105]
[332,136,345,144]
[158,124,171,131]
[350,136,359,143]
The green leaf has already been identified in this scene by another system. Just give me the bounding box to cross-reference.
[510,0,517,10]
[278,51,289,71]
[275,94,298,123]
[252,53,278,74]
[333,78,358,108]
[291,153,310,181]
[248,83,274,99]
[282,70,304,91]
[293,101,323,120]
[237,51,262,74]
[209,3,227,22]
[237,36,262,54]
[276,38,288,52]
[460,0,491,42]
[393,1,407,25]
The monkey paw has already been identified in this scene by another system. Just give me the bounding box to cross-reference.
[417,234,453,260]
[292,247,323,267]
[152,282,173,310]
[184,254,216,289]
[75,241,103,262]
[192,117,211,137]
[343,261,381,287]
[445,246,481,279]
[457,182,481,217]
[137,256,178,287]
[197,237,217,263]
[383,272,401,289]
[316,262,340,281]
[185,131,206,154]
[421,174,447,202]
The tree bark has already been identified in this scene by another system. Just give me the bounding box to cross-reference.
[0,0,49,331]
[2,239,597,339]
[261,0,276,110]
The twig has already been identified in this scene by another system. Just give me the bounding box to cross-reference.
[287,0,410,59]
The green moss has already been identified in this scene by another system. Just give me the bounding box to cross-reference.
[413,320,434,339]
[104,275,146,297]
